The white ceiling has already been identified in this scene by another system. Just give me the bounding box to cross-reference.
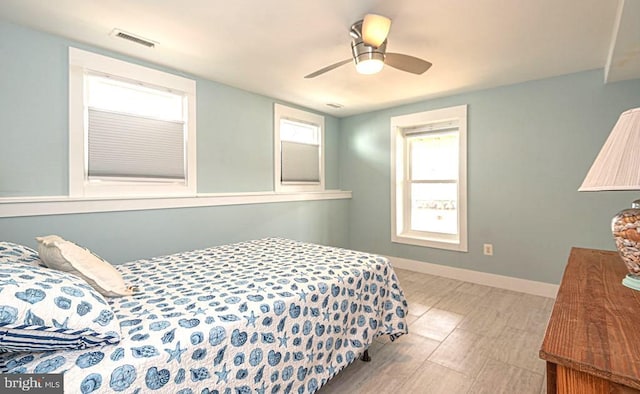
[0,0,637,117]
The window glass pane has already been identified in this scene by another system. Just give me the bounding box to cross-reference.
[410,132,458,181]
[410,183,457,234]
[88,75,184,122]
[280,119,319,145]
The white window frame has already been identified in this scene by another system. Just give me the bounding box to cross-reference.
[390,105,468,252]
[273,103,325,193]
[68,47,197,197]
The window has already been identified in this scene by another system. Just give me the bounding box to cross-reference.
[68,47,196,197]
[274,104,324,192]
[391,105,467,251]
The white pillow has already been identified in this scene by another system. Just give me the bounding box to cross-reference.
[36,235,133,297]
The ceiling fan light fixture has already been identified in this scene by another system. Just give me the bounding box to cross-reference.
[304,13,431,78]
[362,14,391,47]
[356,58,384,75]
[352,38,385,75]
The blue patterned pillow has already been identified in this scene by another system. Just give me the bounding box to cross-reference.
[0,261,121,352]
[0,242,43,266]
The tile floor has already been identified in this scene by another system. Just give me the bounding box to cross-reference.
[317,268,554,394]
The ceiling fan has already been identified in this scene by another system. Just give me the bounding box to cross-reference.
[304,14,432,78]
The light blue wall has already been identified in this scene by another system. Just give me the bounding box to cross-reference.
[0,21,69,196]
[0,20,347,258]
[1,200,349,264]
[339,71,640,284]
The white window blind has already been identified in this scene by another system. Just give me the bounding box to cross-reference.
[280,119,320,183]
[281,141,320,182]
[86,75,187,182]
[87,109,185,180]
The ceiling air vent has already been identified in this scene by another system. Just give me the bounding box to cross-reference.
[110,29,156,48]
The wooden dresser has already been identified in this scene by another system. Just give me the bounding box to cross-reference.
[540,247,640,393]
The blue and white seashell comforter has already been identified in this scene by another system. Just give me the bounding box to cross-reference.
[0,238,409,393]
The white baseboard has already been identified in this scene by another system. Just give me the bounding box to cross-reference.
[387,255,559,298]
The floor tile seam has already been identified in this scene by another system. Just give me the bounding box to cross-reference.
[503,320,549,337]
[432,297,482,315]
[407,322,457,343]
[464,356,493,392]
[440,327,496,367]
[428,349,492,381]
[405,330,443,344]
[406,304,434,318]
[484,323,550,374]
[484,352,547,377]
[389,358,442,393]
[400,357,479,394]
[454,324,507,340]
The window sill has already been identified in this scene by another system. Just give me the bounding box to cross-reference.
[392,234,468,252]
[0,190,352,218]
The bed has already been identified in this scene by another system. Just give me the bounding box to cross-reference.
[0,238,408,393]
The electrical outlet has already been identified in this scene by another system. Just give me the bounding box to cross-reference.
[483,243,493,256]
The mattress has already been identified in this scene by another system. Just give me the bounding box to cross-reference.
[0,238,409,393]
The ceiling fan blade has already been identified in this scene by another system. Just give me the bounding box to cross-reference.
[385,53,432,75]
[304,59,353,78]
[362,14,391,47]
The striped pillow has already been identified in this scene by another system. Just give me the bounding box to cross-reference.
[0,261,121,352]
[0,326,120,352]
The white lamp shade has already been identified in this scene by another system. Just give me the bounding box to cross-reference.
[362,14,391,47]
[580,107,640,191]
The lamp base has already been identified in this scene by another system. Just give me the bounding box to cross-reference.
[622,274,640,291]
[612,201,640,280]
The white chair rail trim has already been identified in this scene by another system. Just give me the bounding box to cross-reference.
[0,190,352,218]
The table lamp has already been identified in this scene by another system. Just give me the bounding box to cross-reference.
[579,107,640,290]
